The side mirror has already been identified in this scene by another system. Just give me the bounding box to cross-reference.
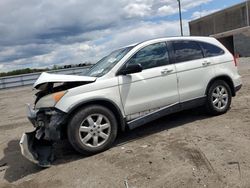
[117,63,143,75]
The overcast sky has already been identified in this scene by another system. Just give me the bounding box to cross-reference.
[0,0,244,72]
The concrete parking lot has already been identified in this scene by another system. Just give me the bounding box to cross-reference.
[0,60,250,188]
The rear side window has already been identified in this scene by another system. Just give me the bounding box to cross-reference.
[127,42,170,70]
[172,41,204,63]
[198,42,224,57]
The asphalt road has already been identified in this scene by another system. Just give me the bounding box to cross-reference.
[0,60,250,188]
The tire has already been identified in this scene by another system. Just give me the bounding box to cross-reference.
[67,105,118,155]
[206,80,232,115]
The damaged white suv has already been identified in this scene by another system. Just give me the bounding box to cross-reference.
[20,37,242,167]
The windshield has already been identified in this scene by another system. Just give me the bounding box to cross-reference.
[85,46,134,77]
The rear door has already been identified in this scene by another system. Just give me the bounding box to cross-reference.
[171,40,215,102]
[118,42,179,120]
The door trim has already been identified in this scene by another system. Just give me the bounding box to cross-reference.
[127,96,206,130]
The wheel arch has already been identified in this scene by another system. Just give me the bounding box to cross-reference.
[66,99,126,132]
[206,75,235,97]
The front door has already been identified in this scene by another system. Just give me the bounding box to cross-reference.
[118,42,179,120]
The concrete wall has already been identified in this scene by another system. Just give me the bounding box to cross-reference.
[189,2,249,36]
[234,33,250,57]
[189,1,250,57]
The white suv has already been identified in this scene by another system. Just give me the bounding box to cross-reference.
[20,36,242,167]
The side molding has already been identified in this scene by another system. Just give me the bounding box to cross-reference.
[127,97,206,130]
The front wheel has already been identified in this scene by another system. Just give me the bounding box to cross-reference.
[206,80,232,115]
[67,105,118,155]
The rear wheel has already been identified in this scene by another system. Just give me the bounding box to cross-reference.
[206,80,232,115]
[67,105,118,155]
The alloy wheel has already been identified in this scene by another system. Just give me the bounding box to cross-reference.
[78,114,111,148]
[211,85,229,110]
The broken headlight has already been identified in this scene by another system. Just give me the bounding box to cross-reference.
[35,91,67,109]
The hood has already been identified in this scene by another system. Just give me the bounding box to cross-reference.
[33,72,96,90]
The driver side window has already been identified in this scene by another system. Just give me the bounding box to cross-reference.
[127,42,170,70]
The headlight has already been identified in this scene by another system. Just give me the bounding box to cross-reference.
[35,91,67,109]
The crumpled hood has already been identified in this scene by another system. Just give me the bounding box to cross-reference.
[33,72,97,89]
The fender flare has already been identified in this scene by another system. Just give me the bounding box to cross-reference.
[205,75,235,96]
[67,98,127,132]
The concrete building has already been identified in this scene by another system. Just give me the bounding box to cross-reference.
[189,1,250,57]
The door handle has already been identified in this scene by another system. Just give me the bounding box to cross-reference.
[202,61,211,66]
[161,68,173,74]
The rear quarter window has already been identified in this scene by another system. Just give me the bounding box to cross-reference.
[172,41,204,63]
[198,42,224,57]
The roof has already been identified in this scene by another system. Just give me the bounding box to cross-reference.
[123,36,216,48]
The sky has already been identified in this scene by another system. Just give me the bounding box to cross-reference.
[0,0,245,72]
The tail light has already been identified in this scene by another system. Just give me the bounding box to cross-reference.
[233,54,239,67]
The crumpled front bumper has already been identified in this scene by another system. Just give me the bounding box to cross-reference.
[26,103,37,126]
[20,131,38,164]
[20,104,66,167]
[20,131,54,167]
